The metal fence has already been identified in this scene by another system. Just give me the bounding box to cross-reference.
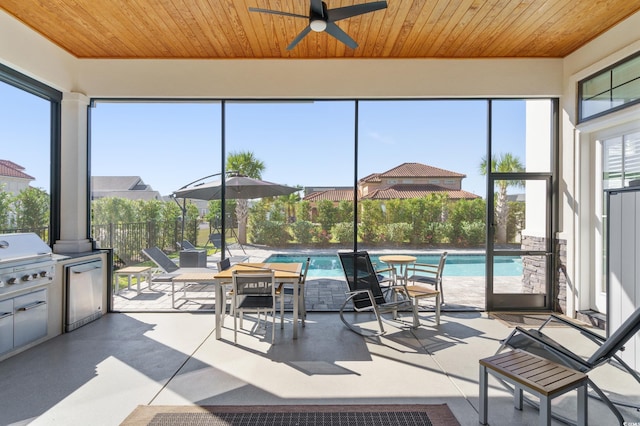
[91,220,189,267]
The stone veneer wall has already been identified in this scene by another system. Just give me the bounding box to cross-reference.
[520,235,566,313]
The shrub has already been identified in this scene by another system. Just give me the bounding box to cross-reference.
[331,222,354,243]
[461,220,486,246]
[250,220,291,246]
[384,222,412,244]
[291,220,315,244]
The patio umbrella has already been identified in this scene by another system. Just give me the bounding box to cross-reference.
[172,175,300,249]
[173,175,299,200]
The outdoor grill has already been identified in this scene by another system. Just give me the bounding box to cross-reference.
[0,233,55,354]
[0,233,55,296]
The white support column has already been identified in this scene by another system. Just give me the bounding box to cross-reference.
[53,92,93,254]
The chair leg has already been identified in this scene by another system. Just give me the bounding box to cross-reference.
[438,279,445,304]
[280,290,285,329]
[271,307,276,344]
[300,287,306,327]
[233,308,238,344]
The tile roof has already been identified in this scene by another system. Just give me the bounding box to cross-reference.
[304,189,355,202]
[0,160,34,180]
[363,184,479,200]
[360,162,466,183]
[304,185,479,203]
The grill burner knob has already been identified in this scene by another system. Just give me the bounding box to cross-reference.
[39,271,47,278]
[7,277,16,285]
[32,273,39,279]
[21,275,31,282]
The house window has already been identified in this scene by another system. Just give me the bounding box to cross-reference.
[579,51,640,122]
[428,179,440,184]
[444,179,455,185]
[603,132,640,189]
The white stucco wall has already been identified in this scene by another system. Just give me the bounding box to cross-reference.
[560,11,640,315]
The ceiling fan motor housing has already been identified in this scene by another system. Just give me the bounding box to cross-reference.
[309,2,328,32]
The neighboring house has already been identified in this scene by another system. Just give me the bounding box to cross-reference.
[91,176,161,201]
[0,160,35,195]
[304,162,479,205]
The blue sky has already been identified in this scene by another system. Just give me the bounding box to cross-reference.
[2,80,527,197]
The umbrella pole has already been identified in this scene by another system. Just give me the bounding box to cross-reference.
[180,198,186,244]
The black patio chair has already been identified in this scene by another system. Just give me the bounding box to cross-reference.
[338,251,417,337]
[496,307,640,424]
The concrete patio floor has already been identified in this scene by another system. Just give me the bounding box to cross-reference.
[1,310,638,425]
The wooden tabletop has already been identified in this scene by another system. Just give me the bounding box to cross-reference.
[479,349,587,396]
[379,255,417,264]
[115,266,152,273]
[172,262,302,283]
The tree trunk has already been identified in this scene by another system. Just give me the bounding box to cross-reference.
[495,187,509,244]
[235,199,249,244]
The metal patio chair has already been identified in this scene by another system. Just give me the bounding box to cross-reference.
[231,269,277,344]
[405,251,447,304]
[338,251,418,337]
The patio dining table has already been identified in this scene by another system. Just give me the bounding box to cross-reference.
[173,262,303,340]
[379,255,417,286]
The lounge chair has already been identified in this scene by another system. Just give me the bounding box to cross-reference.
[141,246,180,279]
[337,251,418,337]
[496,308,640,424]
[142,246,217,308]
[178,240,197,250]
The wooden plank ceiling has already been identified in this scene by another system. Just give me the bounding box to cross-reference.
[1,0,639,59]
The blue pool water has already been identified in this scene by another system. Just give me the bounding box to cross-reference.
[265,253,523,278]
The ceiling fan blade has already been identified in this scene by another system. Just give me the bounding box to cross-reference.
[287,26,312,50]
[324,22,358,49]
[248,7,308,20]
[328,1,388,22]
[310,0,325,17]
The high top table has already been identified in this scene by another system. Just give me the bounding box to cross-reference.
[379,255,417,286]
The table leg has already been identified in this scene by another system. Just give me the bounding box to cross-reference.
[292,282,299,339]
[479,364,488,425]
[215,282,223,340]
[171,279,176,308]
[577,383,587,426]
[539,395,551,426]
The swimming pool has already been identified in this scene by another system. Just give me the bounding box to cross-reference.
[264,253,523,278]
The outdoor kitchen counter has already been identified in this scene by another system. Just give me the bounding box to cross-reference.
[0,250,108,362]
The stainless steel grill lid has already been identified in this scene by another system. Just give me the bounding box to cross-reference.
[0,233,52,264]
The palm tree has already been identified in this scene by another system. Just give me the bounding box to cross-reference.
[226,151,265,244]
[480,153,524,244]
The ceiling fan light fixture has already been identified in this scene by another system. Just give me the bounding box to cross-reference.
[310,19,327,32]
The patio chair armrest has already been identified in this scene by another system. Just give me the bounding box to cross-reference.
[540,314,608,344]
[407,263,438,273]
[375,266,395,275]
[507,326,592,370]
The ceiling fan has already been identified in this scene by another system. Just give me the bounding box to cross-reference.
[249,0,388,50]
